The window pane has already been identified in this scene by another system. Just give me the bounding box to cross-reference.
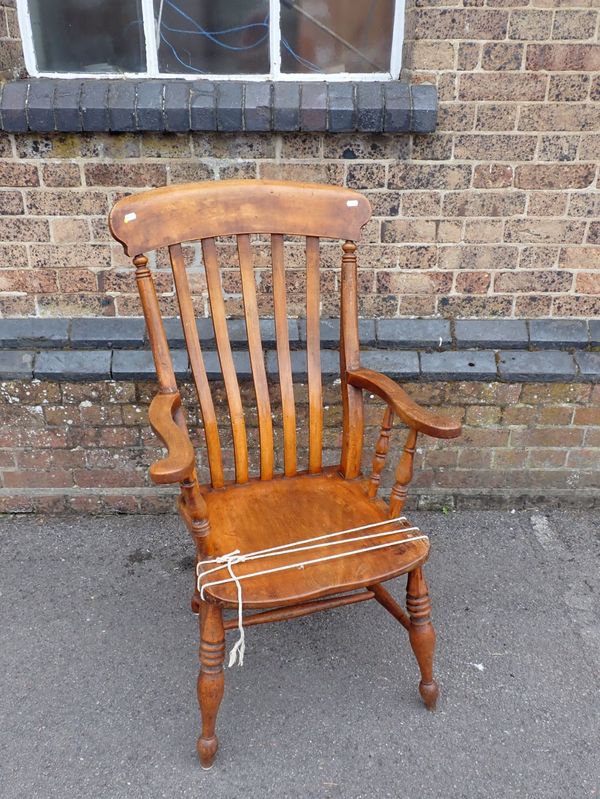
[27,0,145,73]
[281,0,395,74]
[156,0,270,75]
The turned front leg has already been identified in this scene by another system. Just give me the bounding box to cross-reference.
[406,566,439,710]
[197,601,225,768]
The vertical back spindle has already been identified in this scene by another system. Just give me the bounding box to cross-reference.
[271,234,297,477]
[202,237,249,484]
[169,243,224,488]
[237,234,274,481]
[305,236,322,474]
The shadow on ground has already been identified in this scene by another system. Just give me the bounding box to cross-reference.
[0,510,598,799]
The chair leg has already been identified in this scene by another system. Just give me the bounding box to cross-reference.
[406,566,439,711]
[197,601,225,769]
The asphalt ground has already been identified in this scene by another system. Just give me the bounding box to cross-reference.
[0,509,598,799]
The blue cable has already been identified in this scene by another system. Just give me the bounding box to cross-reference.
[160,30,206,73]
[161,21,268,49]
[164,0,268,52]
[281,37,321,72]
[155,1,323,74]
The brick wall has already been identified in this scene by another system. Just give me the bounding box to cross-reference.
[0,0,598,319]
[0,377,598,513]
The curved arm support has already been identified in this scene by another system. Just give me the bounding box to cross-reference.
[148,391,196,484]
[347,368,462,440]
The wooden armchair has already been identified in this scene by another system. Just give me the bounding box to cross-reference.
[109,180,461,769]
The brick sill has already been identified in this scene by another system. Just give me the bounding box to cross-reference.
[0,317,597,383]
[0,78,437,134]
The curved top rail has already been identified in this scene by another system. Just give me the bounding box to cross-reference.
[109,179,372,256]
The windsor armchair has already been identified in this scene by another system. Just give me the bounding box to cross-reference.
[109,179,461,769]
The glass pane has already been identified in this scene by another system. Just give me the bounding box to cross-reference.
[281,0,395,74]
[156,0,270,75]
[27,0,145,73]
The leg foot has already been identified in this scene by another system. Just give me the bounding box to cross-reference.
[191,590,200,615]
[418,678,439,711]
[406,567,439,711]
[197,602,225,768]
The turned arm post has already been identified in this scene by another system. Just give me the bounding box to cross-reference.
[367,406,393,498]
[389,427,418,518]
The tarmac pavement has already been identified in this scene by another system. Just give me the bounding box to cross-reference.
[0,509,598,799]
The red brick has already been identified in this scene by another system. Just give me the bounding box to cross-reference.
[494,270,573,293]
[515,164,595,190]
[459,73,547,101]
[473,164,514,189]
[0,162,39,186]
[443,191,526,217]
[84,163,168,187]
[455,271,491,293]
[527,44,600,71]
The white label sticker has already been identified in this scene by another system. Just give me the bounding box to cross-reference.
[346,200,359,207]
[124,212,137,223]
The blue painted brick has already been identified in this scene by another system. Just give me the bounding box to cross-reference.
[0,351,34,379]
[383,82,410,133]
[1,81,29,132]
[190,82,216,130]
[327,83,355,132]
[216,82,243,131]
[35,350,111,381]
[362,350,419,379]
[575,352,600,381]
[54,81,82,132]
[411,84,437,133]
[273,82,299,131]
[356,83,383,132]
[421,351,497,381]
[164,82,190,132]
[27,80,56,132]
[300,83,327,131]
[81,81,110,132]
[0,319,69,348]
[71,318,145,349]
[136,81,164,130]
[377,319,451,349]
[455,320,528,349]
[498,351,576,382]
[529,320,589,349]
[244,82,271,132]
[108,81,136,132]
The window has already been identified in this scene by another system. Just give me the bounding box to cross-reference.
[18,0,404,80]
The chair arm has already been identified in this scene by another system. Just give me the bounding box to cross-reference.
[148,392,196,484]
[346,367,462,440]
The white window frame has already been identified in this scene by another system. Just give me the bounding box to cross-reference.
[17,0,404,81]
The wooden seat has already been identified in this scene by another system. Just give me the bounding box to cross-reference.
[109,179,462,769]
[202,468,429,608]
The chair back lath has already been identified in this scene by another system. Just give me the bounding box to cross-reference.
[109,179,371,488]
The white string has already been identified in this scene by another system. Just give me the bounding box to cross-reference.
[196,518,428,668]
[196,516,409,578]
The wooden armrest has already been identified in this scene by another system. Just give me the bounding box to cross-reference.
[347,367,462,440]
[148,392,196,484]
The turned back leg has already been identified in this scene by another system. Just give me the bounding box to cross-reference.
[197,602,225,768]
[406,566,439,710]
